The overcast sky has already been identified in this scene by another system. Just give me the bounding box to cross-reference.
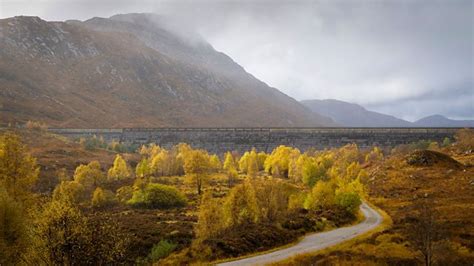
[1,0,473,121]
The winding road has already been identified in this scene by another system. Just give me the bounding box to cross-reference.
[217,202,383,266]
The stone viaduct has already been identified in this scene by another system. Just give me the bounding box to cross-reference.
[48,127,461,154]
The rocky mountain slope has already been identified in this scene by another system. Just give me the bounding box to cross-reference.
[301,99,412,127]
[0,14,334,128]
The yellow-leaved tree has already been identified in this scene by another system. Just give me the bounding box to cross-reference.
[223,152,238,187]
[304,180,335,210]
[74,161,105,190]
[107,154,131,181]
[150,149,171,176]
[183,150,211,195]
[264,145,295,178]
[0,132,39,201]
[223,180,260,227]
[247,149,259,178]
[135,157,152,178]
[195,191,225,241]
[209,154,221,172]
[0,132,38,264]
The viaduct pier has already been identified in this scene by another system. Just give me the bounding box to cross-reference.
[48,128,461,153]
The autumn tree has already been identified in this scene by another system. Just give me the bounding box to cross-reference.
[223,180,260,227]
[91,187,117,208]
[223,152,238,187]
[52,181,85,205]
[0,187,31,265]
[209,154,221,172]
[0,132,39,201]
[238,152,250,173]
[183,150,211,195]
[139,143,161,158]
[73,161,105,190]
[304,180,335,210]
[136,158,152,178]
[247,149,259,177]
[108,154,132,181]
[150,150,171,176]
[195,191,225,241]
[301,158,328,188]
[287,149,301,181]
[34,199,90,265]
[0,133,38,264]
[264,145,295,178]
[34,199,128,264]
[253,179,293,223]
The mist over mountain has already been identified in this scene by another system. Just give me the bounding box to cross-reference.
[413,115,474,128]
[301,99,474,128]
[0,14,334,128]
[301,99,413,127]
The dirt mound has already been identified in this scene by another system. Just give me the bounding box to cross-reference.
[406,150,462,168]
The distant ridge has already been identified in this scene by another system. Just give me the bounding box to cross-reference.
[301,99,412,127]
[413,115,474,127]
[301,99,473,128]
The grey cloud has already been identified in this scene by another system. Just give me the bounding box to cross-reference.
[1,0,472,120]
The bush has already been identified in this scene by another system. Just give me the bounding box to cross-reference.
[79,135,107,151]
[25,120,48,131]
[454,128,474,152]
[116,186,133,203]
[128,183,187,209]
[52,181,85,204]
[335,192,361,214]
[147,240,177,262]
[91,187,117,208]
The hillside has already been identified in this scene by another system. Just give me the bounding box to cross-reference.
[0,14,334,128]
[414,115,474,127]
[301,99,413,127]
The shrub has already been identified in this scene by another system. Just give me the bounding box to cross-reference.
[454,128,474,152]
[116,186,133,203]
[128,183,187,209]
[409,140,431,150]
[442,137,452,147]
[73,161,105,190]
[52,181,85,204]
[335,192,361,213]
[25,120,47,131]
[91,187,117,208]
[147,240,177,262]
[79,135,107,150]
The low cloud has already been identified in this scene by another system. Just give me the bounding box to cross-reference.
[2,0,473,120]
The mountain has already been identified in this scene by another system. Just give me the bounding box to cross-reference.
[0,14,335,128]
[413,115,474,127]
[301,99,413,127]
